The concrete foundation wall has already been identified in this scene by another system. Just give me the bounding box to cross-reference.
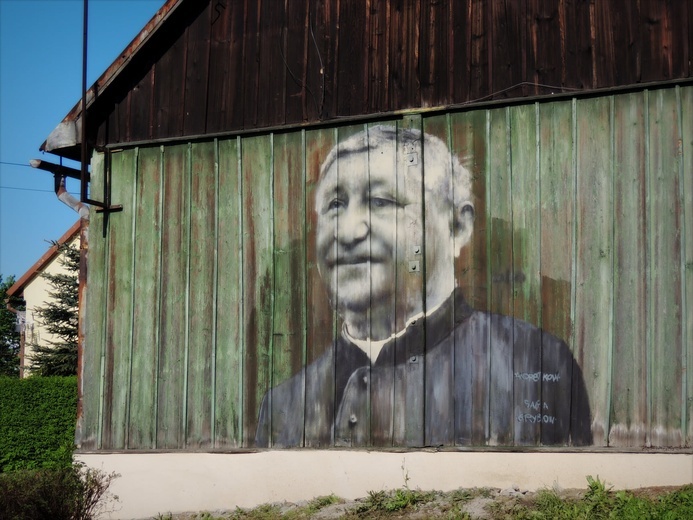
[78,451,693,519]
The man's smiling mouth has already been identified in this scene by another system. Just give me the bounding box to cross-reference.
[339,254,372,265]
[325,254,386,267]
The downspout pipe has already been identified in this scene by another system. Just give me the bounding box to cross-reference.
[29,160,90,220]
[54,174,90,221]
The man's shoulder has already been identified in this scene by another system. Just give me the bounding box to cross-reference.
[447,310,573,368]
[460,310,568,345]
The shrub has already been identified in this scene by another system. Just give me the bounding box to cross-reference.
[0,464,118,520]
[0,376,77,472]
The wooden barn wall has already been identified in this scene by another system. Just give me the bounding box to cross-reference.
[93,0,692,148]
[82,86,692,451]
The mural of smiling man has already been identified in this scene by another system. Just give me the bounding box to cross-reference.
[256,124,592,448]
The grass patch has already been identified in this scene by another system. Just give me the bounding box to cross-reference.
[304,494,343,514]
[350,487,436,515]
[486,477,693,520]
[228,504,283,519]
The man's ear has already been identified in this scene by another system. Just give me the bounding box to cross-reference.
[452,202,475,250]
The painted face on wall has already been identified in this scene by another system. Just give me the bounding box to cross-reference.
[315,128,474,337]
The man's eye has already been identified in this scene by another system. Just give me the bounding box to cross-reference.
[370,197,395,209]
[327,198,345,211]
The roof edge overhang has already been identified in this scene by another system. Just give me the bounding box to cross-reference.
[7,220,82,298]
[40,0,184,159]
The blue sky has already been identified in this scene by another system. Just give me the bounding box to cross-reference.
[0,0,163,280]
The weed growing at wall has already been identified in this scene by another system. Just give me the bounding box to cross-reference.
[0,376,77,472]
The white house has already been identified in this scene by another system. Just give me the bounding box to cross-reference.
[7,220,80,377]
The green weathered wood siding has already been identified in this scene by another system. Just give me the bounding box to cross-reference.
[82,85,692,450]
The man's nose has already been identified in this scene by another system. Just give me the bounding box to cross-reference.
[335,203,370,245]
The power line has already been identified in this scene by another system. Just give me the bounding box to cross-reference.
[0,185,79,195]
[0,161,34,169]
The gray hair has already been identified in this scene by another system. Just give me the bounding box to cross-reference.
[318,124,473,212]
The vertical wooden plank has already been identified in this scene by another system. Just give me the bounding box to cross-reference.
[648,88,683,447]
[394,117,425,447]
[336,0,368,115]
[157,144,190,449]
[509,103,541,445]
[304,127,338,447]
[153,28,186,139]
[368,0,390,111]
[421,114,456,447]
[284,0,309,124]
[640,0,673,83]
[449,110,488,313]
[487,107,514,445]
[256,1,286,127]
[183,2,211,135]
[270,131,307,446]
[510,104,541,326]
[129,68,154,142]
[127,146,162,449]
[328,123,376,448]
[527,1,562,93]
[418,0,448,106]
[590,1,616,87]
[241,134,274,446]
[185,141,217,448]
[81,152,107,450]
[559,0,592,90]
[609,92,648,447]
[101,149,137,449]
[609,1,640,86]
[206,0,232,133]
[489,1,523,100]
[574,96,613,446]
[681,85,693,447]
[406,0,421,107]
[382,120,405,447]
[309,0,340,121]
[538,101,575,445]
[449,110,490,445]
[207,0,245,132]
[468,0,490,101]
[447,0,468,102]
[214,137,243,448]
[241,0,261,127]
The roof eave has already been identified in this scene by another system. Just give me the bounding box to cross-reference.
[40,0,184,157]
[7,220,82,298]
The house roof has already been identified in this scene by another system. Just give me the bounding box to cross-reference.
[7,220,82,298]
[40,0,183,158]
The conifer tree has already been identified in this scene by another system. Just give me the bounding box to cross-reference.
[29,243,79,376]
[0,275,23,377]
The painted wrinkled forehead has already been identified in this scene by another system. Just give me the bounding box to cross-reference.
[315,125,472,207]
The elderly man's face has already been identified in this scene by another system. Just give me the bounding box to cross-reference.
[315,141,456,320]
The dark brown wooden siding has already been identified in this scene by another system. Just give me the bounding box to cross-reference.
[91,0,692,149]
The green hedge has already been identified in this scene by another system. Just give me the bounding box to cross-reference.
[0,376,77,472]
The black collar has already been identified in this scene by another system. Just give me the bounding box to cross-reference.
[335,288,474,369]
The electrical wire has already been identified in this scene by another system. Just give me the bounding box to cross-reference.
[0,161,35,169]
[0,186,79,195]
